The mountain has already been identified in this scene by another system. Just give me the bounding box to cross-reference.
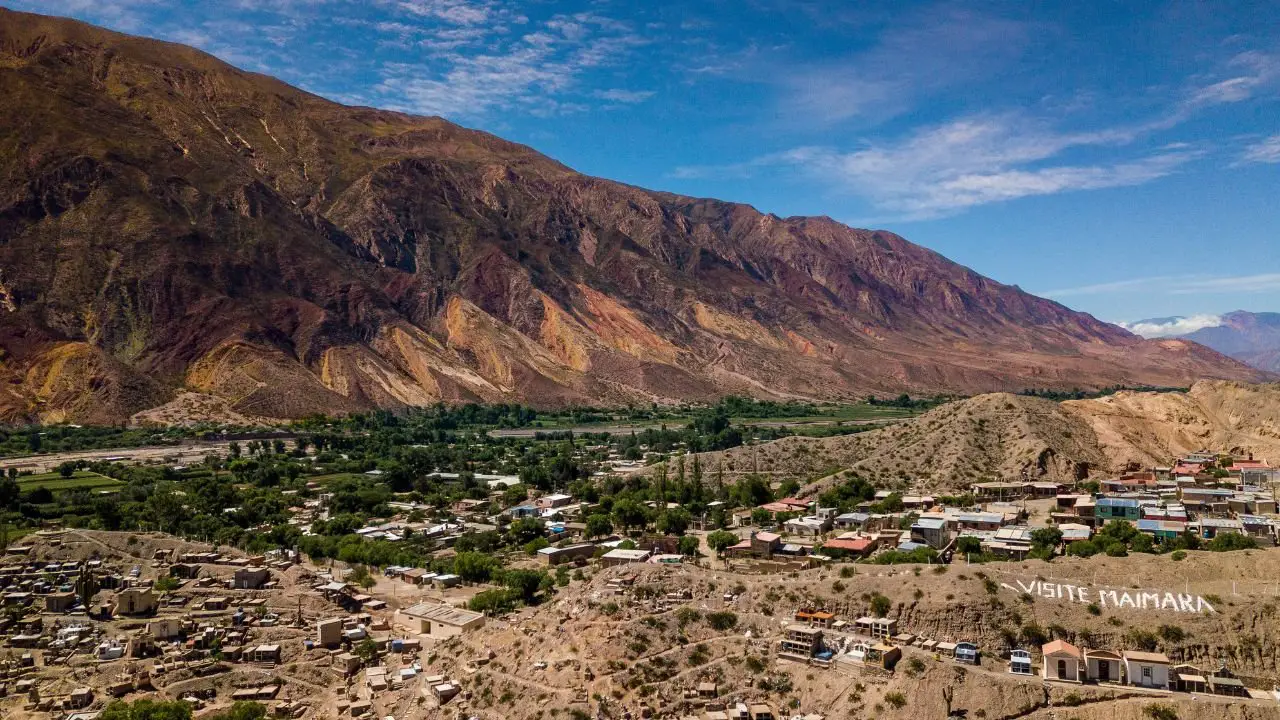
[666,381,1280,493]
[1181,311,1280,372]
[0,9,1271,424]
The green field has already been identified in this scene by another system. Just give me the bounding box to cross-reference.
[16,470,125,492]
[306,472,364,485]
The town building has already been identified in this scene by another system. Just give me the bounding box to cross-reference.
[112,588,156,616]
[317,618,343,647]
[1085,648,1124,683]
[1009,648,1033,675]
[600,548,652,567]
[233,566,270,589]
[1123,650,1171,689]
[536,543,596,566]
[394,602,486,639]
[910,517,948,549]
[779,625,822,658]
[1042,640,1082,683]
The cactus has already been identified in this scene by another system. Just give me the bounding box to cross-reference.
[76,568,100,611]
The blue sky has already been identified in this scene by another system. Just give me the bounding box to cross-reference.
[9,0,1279,332]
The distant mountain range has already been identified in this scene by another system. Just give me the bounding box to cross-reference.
[0,8,1271,424]
[1124,311,1280,372]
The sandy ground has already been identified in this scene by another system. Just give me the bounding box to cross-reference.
[8,530,1280,720]
[0,443,237,473]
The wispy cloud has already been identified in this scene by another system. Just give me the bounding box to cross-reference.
[776,7,1034,127]
[1241,134,1280,164]
[1183,51,1280,110]
[8,0,159,31]
[1118,315,1224,338]
[1041,276,1179,299]
[396,0,494,26]
[369,10,648,118]
[674,115,1197,218]
[1043,273,1280,300]
[594,89,656,104]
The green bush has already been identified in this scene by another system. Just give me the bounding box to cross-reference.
[706,611,738,631]
[1207,532,1257,552]
[869,592,892,617]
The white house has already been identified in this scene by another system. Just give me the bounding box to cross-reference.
[1085,648,1124,684]
[1123,650,1171,690]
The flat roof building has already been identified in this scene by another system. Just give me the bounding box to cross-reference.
[394,602,486,639]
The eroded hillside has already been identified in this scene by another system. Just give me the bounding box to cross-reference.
[0,8,1271,424]
[670,382,1280,493]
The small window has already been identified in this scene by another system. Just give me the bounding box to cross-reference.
[1143,667,1152,678]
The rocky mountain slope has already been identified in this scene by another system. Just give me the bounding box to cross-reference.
[1182,311,1280,372]
[0,9,1271,423]
[673,381,1280,492]
[1065,380,1280,469]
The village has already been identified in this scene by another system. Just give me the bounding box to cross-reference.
[3,445,1280,720]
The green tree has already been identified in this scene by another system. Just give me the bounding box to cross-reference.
[469,588,518,615]
[154,575,181,593]
[209,703,266,720]
[678,535,700,557]
[453,552,501,583]
[503,569,551,603]
[706,530,739,556]
[612,499,649,533]
[585,513,613,540]
[346,565,376,590]
[101,699,193,720]
[0,475,19,509]
[655,507,691,536]
[354,638,378,665]
[1030,527,1063,548]
[956,536,982,554]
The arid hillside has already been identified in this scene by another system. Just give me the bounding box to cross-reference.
[414,545,1280,719]
[1065,381,1280,469]
[0,8,1272,424]
[672,381,1280,492]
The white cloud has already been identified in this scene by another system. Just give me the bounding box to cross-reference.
[674,115,1195,218]
[1043,273,1280,300]
[1174,273,1280,295]
[594,89,655,104]
[1041,277,1174,299]
[1241,134,1280,164]
[373,10,647,118]
[1118,315,1224,338]
[397,0,493,25]
[1184,51,1279,109]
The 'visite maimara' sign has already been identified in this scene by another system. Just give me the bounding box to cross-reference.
[1001,579,1216,614]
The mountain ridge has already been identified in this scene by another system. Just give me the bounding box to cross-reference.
[0,7,1271,424]
[1182,311,1280,372]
